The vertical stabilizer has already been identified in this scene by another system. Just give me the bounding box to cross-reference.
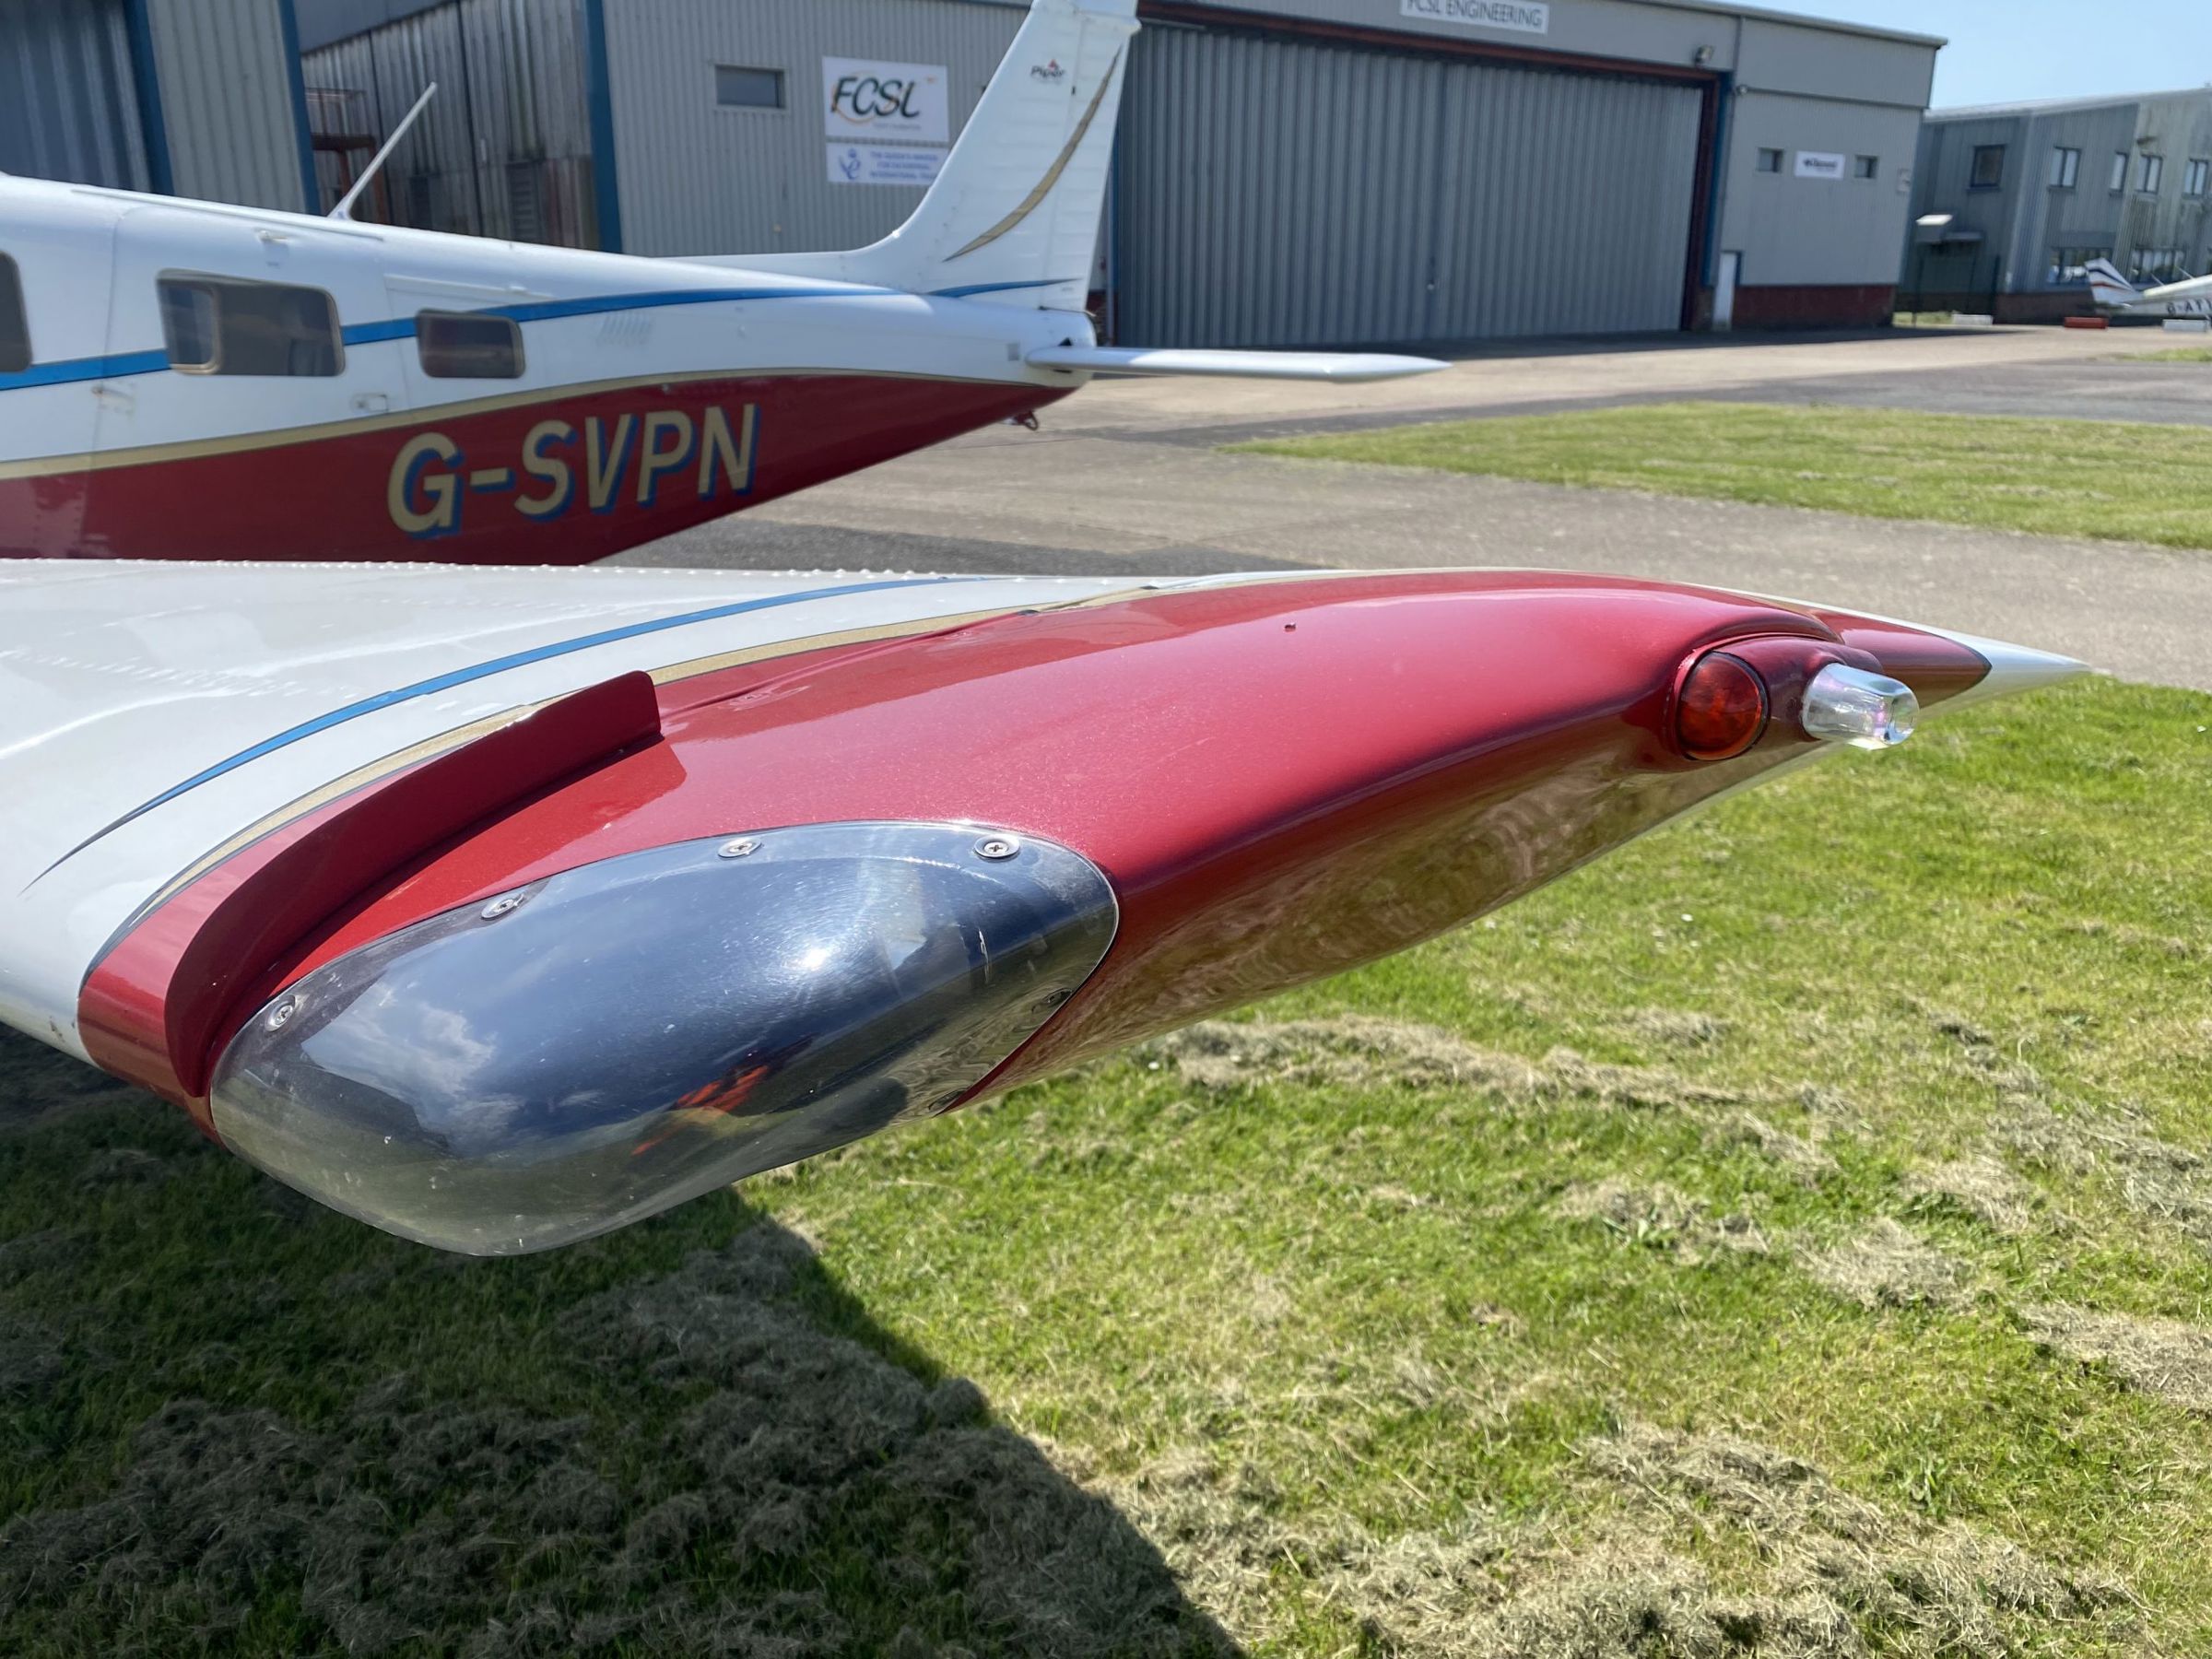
[2085,258,2141,312]
[730,0,1137,309]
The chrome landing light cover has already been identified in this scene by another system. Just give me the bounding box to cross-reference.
[1800,665,1919,750]
[209,823,1118,1255]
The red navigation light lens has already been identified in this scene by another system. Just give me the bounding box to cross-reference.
[1676,653,1771,760]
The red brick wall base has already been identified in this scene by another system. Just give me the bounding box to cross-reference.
[1725,285,1898,330]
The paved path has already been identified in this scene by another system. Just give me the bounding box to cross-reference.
[621,327,2212,692]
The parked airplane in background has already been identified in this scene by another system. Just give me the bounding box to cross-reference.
[2086,259,2212,321]
[0,0,1439,566]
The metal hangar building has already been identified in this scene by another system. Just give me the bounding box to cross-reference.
[0,0,318,213]
[1905,89,2212,324]
[11,0,1944,348]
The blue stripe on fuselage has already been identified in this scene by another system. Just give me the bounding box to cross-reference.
[929,277,1083,300]
[0,284,902,394]
[37,575,976,879]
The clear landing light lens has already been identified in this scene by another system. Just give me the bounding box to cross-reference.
[1801,665,1920,749]
[208,823,1117,1255]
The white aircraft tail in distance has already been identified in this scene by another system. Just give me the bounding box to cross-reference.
[0,0,1442,567]
[2085,259,2212,320]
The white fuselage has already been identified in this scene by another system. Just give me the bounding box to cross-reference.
[0,175,1096,564]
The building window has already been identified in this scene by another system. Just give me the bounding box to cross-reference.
[1970,145,2006,189]
[2130,247,2188,283]
[0,254,28,375]
[1756,148,1783,174]
[2048,147,2080,189]
[2188,159,2211,197]
[417,311,524,380]
[1854,154,1879,180]
[157,275,343,377]
[2048,247,2112,286]
[2112,152,2129,191]
[715,65,785,110]
[2139,153,2164,193]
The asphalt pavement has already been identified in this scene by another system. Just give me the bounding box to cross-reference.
[618,325,2212,691]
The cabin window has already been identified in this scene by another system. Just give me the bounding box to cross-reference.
[158,275,343,376]
[0,255,28,375]
[716,65,785,111]
[417,311,524,379]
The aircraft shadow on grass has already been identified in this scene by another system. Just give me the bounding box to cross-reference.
[0,1026,1239,1658]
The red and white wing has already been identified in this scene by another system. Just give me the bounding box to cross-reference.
[0,557,2078,1254]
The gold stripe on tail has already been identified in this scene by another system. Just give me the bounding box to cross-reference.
[947,52,1123,263]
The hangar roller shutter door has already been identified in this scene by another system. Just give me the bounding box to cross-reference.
[1116,25,1706,347]
[0,0,149,191]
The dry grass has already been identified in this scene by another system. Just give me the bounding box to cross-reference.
[1800,1220,1975,1311]
[1905,1156,2042,1237]
[1556,1178,1771,1264]
[1705,1112,1840,1184]
[1146,1017,1750,1113]
[1088,1421,2133,1657]
[2022,1304,2212,1416]
[2004,1100,2212,1251]
[1618,1008,1734,1050]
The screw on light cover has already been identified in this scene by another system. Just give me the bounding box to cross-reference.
[1801,665,1920,749]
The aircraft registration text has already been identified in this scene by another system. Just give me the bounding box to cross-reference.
[389,404,760,539]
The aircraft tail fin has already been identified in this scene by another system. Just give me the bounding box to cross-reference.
[2086,258,2140,312]
[720,0,1135,309]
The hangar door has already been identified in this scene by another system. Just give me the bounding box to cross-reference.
[0,0,149,191]
[1116,25,1706,347]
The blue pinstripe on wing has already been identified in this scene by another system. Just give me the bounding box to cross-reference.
[39,575,976,878]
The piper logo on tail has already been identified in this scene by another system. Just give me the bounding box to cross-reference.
[389,404,759,540]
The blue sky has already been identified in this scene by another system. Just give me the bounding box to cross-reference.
[1802,0,2212,109]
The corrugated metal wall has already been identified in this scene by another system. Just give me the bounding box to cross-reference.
[1119,24,1705,347]
[143,0,310,208]
[0,0,148,190]
[600,0,1023,259]
[302,0,595,245]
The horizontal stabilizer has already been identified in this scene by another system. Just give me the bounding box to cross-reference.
[1027,347,1447,383]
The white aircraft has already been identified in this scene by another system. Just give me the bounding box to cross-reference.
[2085,259,2212,321]
[0,0,1437,566]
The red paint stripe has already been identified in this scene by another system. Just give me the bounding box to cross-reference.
[79,674,664,1122]
[2,374,1063,564]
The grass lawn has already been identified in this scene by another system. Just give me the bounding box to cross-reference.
[6,676,2212,1655]
[2128,347,2212,364]
[1234,401,2212,549]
